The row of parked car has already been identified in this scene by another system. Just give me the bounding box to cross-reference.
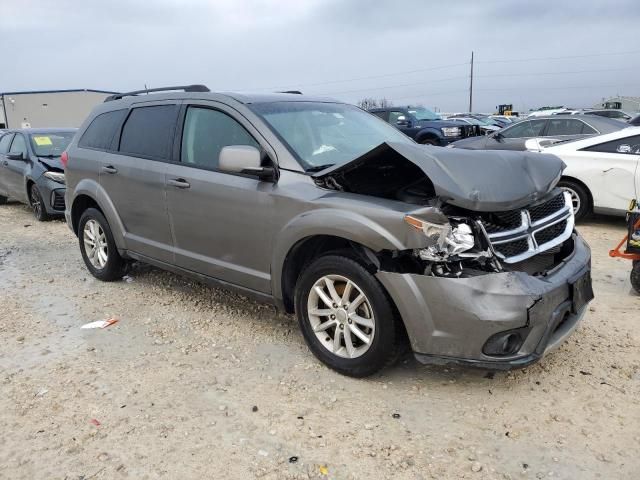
[0,86,608,377]
[369,105,640,221]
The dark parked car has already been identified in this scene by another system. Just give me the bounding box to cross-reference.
[0,129,76,220]
[449,115,626,151]
[64,85,592,377]
[369,106,480,145]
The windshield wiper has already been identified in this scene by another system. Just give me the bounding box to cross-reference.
[306,164,335,173]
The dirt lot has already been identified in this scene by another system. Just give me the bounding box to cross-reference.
[0,202,638,480]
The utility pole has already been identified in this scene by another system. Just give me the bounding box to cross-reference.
[468,51,474,113]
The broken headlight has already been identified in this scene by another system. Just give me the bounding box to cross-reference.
[405,215,478,261]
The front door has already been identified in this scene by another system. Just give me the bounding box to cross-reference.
[491,119,547,150]
[0,133,15,196]
[99,102,178,263]
[5,133,29,201]
[165,103,278,293]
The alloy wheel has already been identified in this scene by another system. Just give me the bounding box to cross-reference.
[83,219,109,269]
[307,274,375,359]
[30,187,43,218]
[562,187,581,215]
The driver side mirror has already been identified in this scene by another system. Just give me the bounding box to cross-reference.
[395,115,410,127]
[6,152,26,161]
[219,145,276,181]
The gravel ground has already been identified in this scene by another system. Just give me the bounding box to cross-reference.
[0,202,639,480]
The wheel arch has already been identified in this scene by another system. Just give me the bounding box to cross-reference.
[69,179,127,250]
[559,175,594,210]
[415,128,441,144]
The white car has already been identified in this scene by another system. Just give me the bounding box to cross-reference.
[526,127,640,220]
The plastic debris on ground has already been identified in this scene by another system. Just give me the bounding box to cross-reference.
[90,419,101,426]
[81,318,119,329]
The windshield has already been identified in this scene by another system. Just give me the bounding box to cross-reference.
[407,107,441,121]
[250,102,414,170]
[29,132,75,157]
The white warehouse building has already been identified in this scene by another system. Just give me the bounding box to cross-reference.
[593,95,640,113]
[0,89,116,129]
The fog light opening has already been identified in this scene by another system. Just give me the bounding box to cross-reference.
[483,328,529,357]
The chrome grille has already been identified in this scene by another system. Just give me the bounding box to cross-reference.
[483,191,574,264]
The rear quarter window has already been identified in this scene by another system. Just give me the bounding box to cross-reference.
[0,133,13,153]
[78,109,128,151]
[118,105,178,160]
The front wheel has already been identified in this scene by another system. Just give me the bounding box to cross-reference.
[558,180,591,221]
[78,208,127,281]
[294,254,399,377]
[29,185,50,221]
[0,195,7,205]
[420,137,439,146]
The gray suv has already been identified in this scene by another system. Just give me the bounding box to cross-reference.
[64,85,593,377]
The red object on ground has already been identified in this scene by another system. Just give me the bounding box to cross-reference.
[90,419,101,426]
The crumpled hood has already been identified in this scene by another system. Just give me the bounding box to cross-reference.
[314,142,565,212]
[38,156,64,171]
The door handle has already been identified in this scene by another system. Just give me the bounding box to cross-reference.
[168,178,190,189]
[101,165,118,174]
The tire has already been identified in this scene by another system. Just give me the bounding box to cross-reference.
[294,254,399,377]
[0,195,7,205]
[29,184,50,221]
[420,137,439,146]
[78,208,127,281]
[558,180,591,221]
[631,262,640,294]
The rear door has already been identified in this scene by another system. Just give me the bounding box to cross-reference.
[0,133,14,196]
[5,133,29,201]
[577,134,640,211]
[99,102,179,263]
[164,102,278,293]
[544,118,593,141]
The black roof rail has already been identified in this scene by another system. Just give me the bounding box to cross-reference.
[277,90,303,94]
[104,84,210,102]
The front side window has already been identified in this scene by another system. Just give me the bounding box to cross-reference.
[9,134,27,155]
[582,135,640,154]
[407,107,441,121]
[119,105,178,160]
[0,133,13,154]
[79,109,127,151]
[29,132,75,157]
[388,111,406,123]
[371,111,388,121]
[251,102,414,171]
[500,120,546,139]
[181,107,259,170]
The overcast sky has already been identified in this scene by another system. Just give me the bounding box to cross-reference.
[2,0,639,113]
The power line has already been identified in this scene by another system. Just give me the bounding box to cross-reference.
[477,50,640,64]
[238,50,640,93]
[312,66,637,98]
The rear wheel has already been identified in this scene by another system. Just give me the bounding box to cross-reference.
[29,184,50,221]
[78,208,127,281]
[294,254,399,377]
[0,195,7,205]
[558,180,591,221]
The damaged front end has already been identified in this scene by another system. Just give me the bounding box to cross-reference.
[313,141,592,368]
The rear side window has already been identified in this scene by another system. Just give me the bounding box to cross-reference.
[181,107,259,170]
[119,105,178,160]
[79,109,127,151]
[582,135,640,154]
[0,134,13,153]
[546,119,584,136]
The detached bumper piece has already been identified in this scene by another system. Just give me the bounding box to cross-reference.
[376,233,593,370]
